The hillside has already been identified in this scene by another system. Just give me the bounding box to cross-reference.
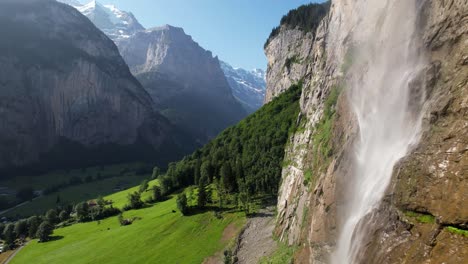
[11,184,245,264]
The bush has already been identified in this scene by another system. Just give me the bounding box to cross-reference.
[127,192,143,210]
[118,214,132,226]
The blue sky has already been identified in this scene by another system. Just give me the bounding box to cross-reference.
[83,0,320,70]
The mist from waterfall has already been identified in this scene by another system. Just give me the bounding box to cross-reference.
[332,0,428,263]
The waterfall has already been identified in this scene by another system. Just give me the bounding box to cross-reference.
[332,0,428,263]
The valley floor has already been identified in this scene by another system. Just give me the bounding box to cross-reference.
[10,187,246,264]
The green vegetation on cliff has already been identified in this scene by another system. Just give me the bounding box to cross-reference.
[265,1,331,48]
[303,85,342,187]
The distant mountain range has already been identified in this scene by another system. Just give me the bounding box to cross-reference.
[59,0,266,113]
[117,25,247,142]
[220,62,266,113]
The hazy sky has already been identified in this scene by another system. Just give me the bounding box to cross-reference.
[81,0,321,70]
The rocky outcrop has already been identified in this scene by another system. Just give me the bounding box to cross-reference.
[267,0,467,263]
[0,0,192,173]
[116,25,247,142]
[264,28,315,104]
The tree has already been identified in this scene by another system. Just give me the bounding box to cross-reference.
[139,179,149,193]
[127,192,143,209]
[176,193,188,215]
[36,221,53,242]
[46,209,58,224]
[197,181,207,209]
[97,196,106,207]
[59,210,69,222]
[152,186,162,202]
[151,166,160,180]
[14,220,28,238]
[27,216,40,238]
[159,176,173,196]
[238,191,250,214]
[75,202,90,222]
[220,163,235,192]
[3,224,15,244]
[215,179,226,209]
[16,187,34,202]
[200,161,212,183]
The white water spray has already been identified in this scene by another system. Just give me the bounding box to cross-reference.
[332,0,427,263]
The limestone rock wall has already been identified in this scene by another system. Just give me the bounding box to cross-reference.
[267,0,468,263]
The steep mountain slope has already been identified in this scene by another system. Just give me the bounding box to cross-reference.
[62,1,248,142]
[265,0,468,263]
[59,0,144,41]
[117,25,247,143]
[0,0,193,174]
[220,61,266,113]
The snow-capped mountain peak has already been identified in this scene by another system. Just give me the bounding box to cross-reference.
[58,0,145,40]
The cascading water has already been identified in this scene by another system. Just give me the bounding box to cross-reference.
[332,0,427,263]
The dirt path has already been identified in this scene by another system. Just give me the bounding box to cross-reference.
[235,207,277,264]
[3,242,28,264]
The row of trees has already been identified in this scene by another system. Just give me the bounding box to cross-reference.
[0,212,56,250]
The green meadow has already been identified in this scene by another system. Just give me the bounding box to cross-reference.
[11,184,245,264]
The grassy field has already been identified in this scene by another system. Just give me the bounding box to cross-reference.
[0,163,152,218]
[104,179,159,209]
[11,188,245,264]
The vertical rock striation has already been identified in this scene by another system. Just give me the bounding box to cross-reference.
[117,25,247,142]
[266,0,467,263]
[0,0,192,173]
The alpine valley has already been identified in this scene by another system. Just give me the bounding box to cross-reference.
[0,0,466,264]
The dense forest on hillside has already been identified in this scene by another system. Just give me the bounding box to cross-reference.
[265,1,331,47]
[158,83,302,199]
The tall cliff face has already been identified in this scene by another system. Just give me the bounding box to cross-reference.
[117,25,247,142]
[266,0,467,263]
[0,0,191,173]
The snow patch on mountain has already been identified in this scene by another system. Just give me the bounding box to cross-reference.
[221,61,266,113]
[58,0,145,40]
